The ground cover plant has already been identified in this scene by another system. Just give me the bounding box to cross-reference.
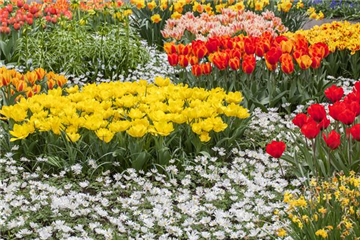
[1,0,360,239]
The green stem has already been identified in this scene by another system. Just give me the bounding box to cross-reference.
[312,137,318,179]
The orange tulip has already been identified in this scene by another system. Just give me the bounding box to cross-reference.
[230,48,242,59]
[229,58,241,71]
[192,42,208,59]
[15,81,27,92]
[265,60,277,71]
[309,42,329,59]
[191,64,202,77]
[55,75,67,87]
[24,71,38,85]
[211,52,229,70]
[189,56,199,65]
[0,74,11,86]
[178,55,189,68]
[164,42,177,54]
[244,37,255,55]
[47,79,56,89]
[33,84,41,94]
[311,56,321,69]
[200,62,212,75]
[35,68,46,80]
[280,53,294,74]
[242,54,256,74]
[255,42,265,57]
[298,55,312,70]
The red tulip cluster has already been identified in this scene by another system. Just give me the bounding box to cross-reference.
[291,82,360,150]
[0,0,72,34]
[164,32,329,77]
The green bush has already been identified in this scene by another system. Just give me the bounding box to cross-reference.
[15,23,149,81]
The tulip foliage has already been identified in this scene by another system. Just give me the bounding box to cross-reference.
[0,77,250,173]
[165,32,330,112]
[269,83,360,179]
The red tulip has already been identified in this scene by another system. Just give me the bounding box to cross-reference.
[301,122,320,139]
[6,4,13,13]
[307,104,326,123]
[318,117,330,130]
[192,42,208,59]
[329,101,345,121]
[167,53,178,66]
[338,109,356,125]
[26,17,33,25]
[255,41,265,57]
[17,0,24,8]
[191,64,202,77]
[323,130,341,150]
[265,47,282,65]
[200,62,212,75]
[206,38,220,53]
[242,54,256,74]
[265,60,277,71]
[230,49,242,59]
[266,141,286,158]
[178,55,189,68]
[13,22,21,30]
[292,113,308,128]
[309,42,329,59]
[229,58,240,71]
[347,101,360,116]
[325,85,344,103]
[212,52,229,70]
[244,37,255,55]
[311,56,321,69]
[350,124,360,141]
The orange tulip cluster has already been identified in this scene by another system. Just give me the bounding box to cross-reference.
[164,32,329,77]
[0,67,67,99]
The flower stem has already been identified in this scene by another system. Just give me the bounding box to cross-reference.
[312,138,318,179]
[278,159,285,178]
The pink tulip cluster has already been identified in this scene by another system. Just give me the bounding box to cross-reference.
[162,9,287,42]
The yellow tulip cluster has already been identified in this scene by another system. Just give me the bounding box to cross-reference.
[286,21,360,54]
[278,173,360,239]
[131,0,269,20]
[0,77,249,144]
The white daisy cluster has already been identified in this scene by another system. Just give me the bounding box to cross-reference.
[0,148,294,240]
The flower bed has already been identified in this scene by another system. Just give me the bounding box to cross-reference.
[161,8,287,42]
[0,77,249,172]
[1,0,360,239]
[285,21,360,79]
